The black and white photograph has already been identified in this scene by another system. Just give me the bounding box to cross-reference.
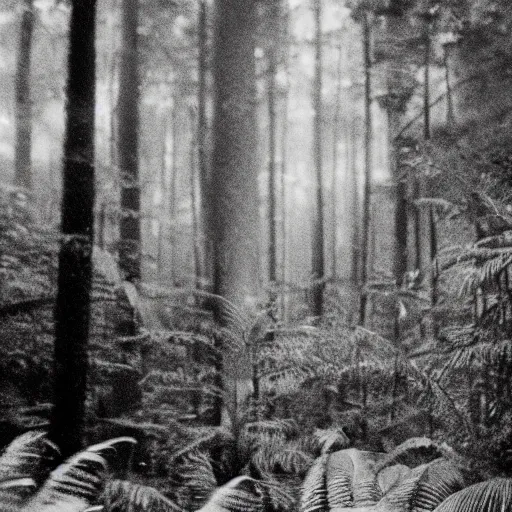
[0,0,511,510]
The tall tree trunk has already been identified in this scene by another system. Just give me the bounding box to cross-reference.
[14,0,34,191]
[170,104,178,286]
[351,117,360,286]
[118,0,141,282]
[211,0,260,423]
[267,7,278,289]
[359,12,372,326]
[51,0,97,458]
[311,0,325,318]
[443,42,455,127]
[385,4,408,288]
[280,2,290,320]
[332,42,343,281]
[189,108,201,290]
[198,0,212,289]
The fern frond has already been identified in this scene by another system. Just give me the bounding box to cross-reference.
[380,458,465,512]
[0,431,58,483]
[196,476,262,512]
[300,454,328,512]
[313,429,350,455]
[433,477,512,512]
[138,285,250,345]
[0,431,59,510]
[101,479,181,512]
[177,450,217,510]
[22,438,136,512]
[375,438,456,472]
[251,439,313,476]
[440,247,512,272]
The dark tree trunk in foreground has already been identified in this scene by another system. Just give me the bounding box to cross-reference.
[50,0,97,458]
[211,0,259,424]
[118,0,141,281]
[311,0,325,318]
[359,12,372,325]
[14,0,34,190]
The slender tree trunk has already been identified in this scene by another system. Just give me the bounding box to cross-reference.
[443,43,455,127]
[359,12,372,325]
[51,0,97,458]
[14,0,34,191]
[189,108,201,290]
[158,107,168,281]
[267,13,278,288]
[311,0,325,318]
[170,104,178,286]
[423,20,431,141]
[332,43,343,281]
[385,6,408,288]
[118,0,141,281]
[211,0,260,423]
[198,0,212,289]
[280,2,290,320]
[351,117,360,286]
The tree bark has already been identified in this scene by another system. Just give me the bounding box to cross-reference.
[280,3,290,320]
[170,104,178,286]
[211,0,259,309]
[189,108,201,290]
[267,10,278,288]
[118,0,141,282]
[359,12,372,326]
[51,0,97,458]
[311,0,325,318]
[351,117,360,286]
[14,0,34,191]
[198,0,212,289]
[211,0,260,425]
[332,42,343,281]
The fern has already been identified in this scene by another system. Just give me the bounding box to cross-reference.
[100,479,181,512]
[20,437,136,512]
[433,478,512,512]
[375,438,457,473]
[177,450,217,511]
[196,476,262,512]
[300,454,328,512]
[380,459,465,512]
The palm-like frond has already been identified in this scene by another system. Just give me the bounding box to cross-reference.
[22,437,136,512]
[457,254,512,297]
[0,431,58,483]
[433,478,512,512]
[476,230,512,249]
[177,450,217,511]
[375,438,456,472]
[196,476,262,512]
[251,438,313,476]
[313,429,350,455]
[300,454,328,512]
[0,431,58,510]
[440,247,512,272]
[380,459,465,512]
[138,284,250,346]
[100,480,181,512]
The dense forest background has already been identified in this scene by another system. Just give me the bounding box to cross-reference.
[1,0,512,511]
